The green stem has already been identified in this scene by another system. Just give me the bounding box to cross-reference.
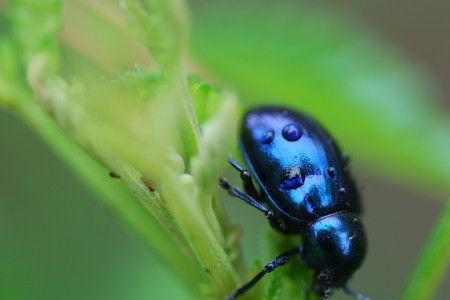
[111,162,191,252]
[211,192,246,274]
[1,88,205,295]
[399,200,450,300]
[161,170,238,297]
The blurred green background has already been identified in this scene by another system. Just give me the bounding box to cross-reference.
[1,0,449,299]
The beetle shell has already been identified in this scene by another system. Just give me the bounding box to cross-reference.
[240,106,361,226]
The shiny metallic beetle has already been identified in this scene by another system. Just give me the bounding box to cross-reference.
[220,106,370,300]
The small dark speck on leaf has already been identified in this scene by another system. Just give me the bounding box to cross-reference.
[109,171,121,180]
[141,176,156,192]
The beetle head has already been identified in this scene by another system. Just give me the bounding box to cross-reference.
[302,212,367,288]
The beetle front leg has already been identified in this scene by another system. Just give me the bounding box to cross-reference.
[227,157,260,199]
[219,178,288,233]
[219,178,283,226]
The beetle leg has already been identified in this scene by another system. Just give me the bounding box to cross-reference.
[322,287,332,300]
[220,178,288,233]
[228,157,260,199]
[305,284,333,300]
[219,178,284,225]
[219,178,270,215]
[226,248,300,300]
[344,286,371,300]
[267,214,290,234]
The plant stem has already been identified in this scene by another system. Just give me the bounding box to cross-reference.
[161,170,238,296]
[399,200,450,300]
[2,88,205,295]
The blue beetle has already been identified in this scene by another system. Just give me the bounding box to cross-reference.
[220,106,369,300]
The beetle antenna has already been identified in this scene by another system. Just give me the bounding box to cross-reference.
[344,286,371,300]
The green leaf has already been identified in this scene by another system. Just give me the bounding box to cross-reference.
[263,272,282,300]
[191,95,238,200]
[0,39,22,106]
[120,0,189,67]
[191,0,450,196]
[2,0,244,298]
[189,75,223,124]
[264,231,312,300]
[10,0,61,71]
[399,201,450,300]
[121,0,201,166]
[1,88,204,296]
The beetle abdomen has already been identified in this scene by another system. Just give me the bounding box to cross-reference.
[240,106,361,222]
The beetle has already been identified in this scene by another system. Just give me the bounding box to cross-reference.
[219,106,370,300]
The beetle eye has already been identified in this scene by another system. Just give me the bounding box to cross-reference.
[282,123,302,141]
[261,130,275,144]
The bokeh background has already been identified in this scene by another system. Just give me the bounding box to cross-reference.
[1,0,449,299]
